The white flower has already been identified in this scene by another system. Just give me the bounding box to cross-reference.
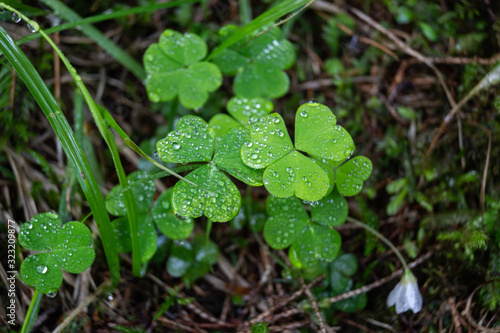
[387,269,423,314]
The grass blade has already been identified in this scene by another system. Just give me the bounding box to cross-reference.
[0,25,121,287]
[207,0,310,60]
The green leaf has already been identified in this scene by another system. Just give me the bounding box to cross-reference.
[387,188,407,216]
[263,151,329,201]
[295,102,354,161]
[156,115,216,164]
[264,196,309,249]
[333,253,358,277]
[335,156,372,196]
[53,222,95,274]
[227,96,274,125]
[386,177,408,194]
[158,30,207,66]
[291,224,341,267]
[213,27,294,99]
[213,49,249,75]
[167,241,193,277]
[214,127,264,186]
[20,253,62,294]
[241,113,293,169]
[172,164,241,222]
[144,30,222,108]
[233,63,289,99]
[105,171,156,216]
[311,189,348,227]
[19,212,61,251]
[152,189,194,240]
[208,114,241,138]
[241,27,295,69]
[111,215,157,263]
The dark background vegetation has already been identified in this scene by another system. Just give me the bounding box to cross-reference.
[1,0,499,332]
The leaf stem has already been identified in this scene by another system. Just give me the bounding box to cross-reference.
[21,289,42,333]
[346,216,409,270]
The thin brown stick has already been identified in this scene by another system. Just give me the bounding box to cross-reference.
[302,278,326,333]
[249,275,324,324]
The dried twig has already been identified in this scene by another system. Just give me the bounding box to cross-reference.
[249,275,324,324]
[302,278,326,333]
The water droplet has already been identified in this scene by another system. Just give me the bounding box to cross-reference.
[27,23,37,33]
[11,12,21,23]
[47,291,57,298]
[173,143,181,150]
[37,266,48,274]
[300,111,308,117]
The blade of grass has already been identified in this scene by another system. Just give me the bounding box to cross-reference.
[40,0,146,80]
[20,289,42,333]
[0,25,121,286]
[16,0,201,46]
[207,0,310,60]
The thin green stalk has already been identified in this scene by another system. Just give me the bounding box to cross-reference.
[347,217,409,270]
[0,10,120,286]
[98,107,141,276]
[206,219,213,244]
[239,0,252,25]
[20,289,42,333]
[17,0,201,46]
[33,22,142,274]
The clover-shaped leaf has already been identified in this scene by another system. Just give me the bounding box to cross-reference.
[295,103,354,161]
[263,196,309,249]
[213,26,295,99]
[167,236,218,286]
[310,189,348,227]
[111,215,157,263]
[214,127,264,186]
[290,224,341,268]
[241,102,353,201]
[264,196,342,268]
[263,151,329,201]
[156,115,266,222]
[334,156,372,196]
[105,171,155,216]
[19,213,95,294]
[208,97,274,138]
[241,113,292,169]
[156,116,215,164]
[172,163,241,222]
[152,189,194,240]
[144,29,222,108]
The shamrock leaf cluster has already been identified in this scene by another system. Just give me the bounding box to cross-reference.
[144,30,222,109]
[264,191,347,268]
[241,102,358,201]
[156,116,263,222]
[19,212,95,294]
[213,26,295,99]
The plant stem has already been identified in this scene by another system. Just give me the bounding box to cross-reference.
[21,290,42,333]
[347,216,409,270]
